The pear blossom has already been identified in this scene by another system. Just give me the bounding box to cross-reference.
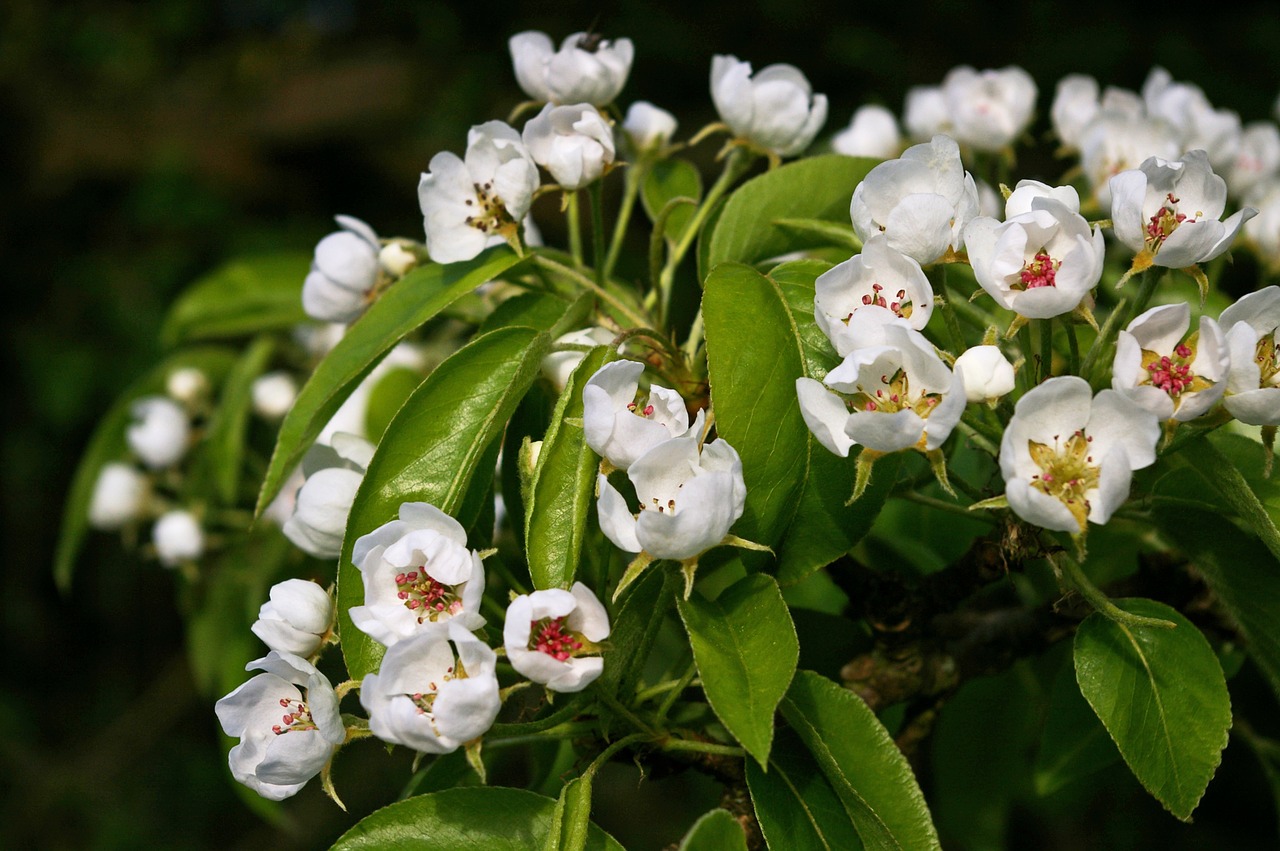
[1219,286,1280,425]
[1051,74,1101,151]
[418,121,539,264]
[813,234,933,355]
[302,216,381,324]
[963,194,1104,319]
[152,509,204,567]
[127,395,190,470]
[582,360,704,471]
[1142,68,1242,171]
[1244,180,1280,273]
[796,320,965,456]
[597,436,746,562]
[954,346,1016,404]
[348,502,486,646]
[1003,179,1082,218]
[623,101,677,153]
[1079,112,1180,207]
[522,103,615,190]
[1110,151,1256,270]
[1226,123,1280,198]
[1112,303,1229,422]
[360,622,501,754]
[215,651,343,800]
[509,30,634,106]
[849,135,980,265]
[1000,377,1159,534]
[832,105,901,159]
[541,326,615,391]
[941,65,1037,153]
[903,86,950,142]
[282,433,375,559]
[504,582,610,693]
[87,462,150,530]
[251,371,298,421]
[251,579,336,657]
[710,55,827,158]
[165,367,209,407]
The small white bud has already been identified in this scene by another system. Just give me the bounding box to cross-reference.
[378,242,417,277]
[165,368,209,407]
[252,579,335,657]
[623,101,677,152]
[127,396,191,470]
[153,509,204,567]
[954,346,1016,403]
[88,462,150,530]
[251,371,299,421]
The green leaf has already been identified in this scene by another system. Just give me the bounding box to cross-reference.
[362,366,426,442]
[678,574,798,766]
[526,346,614,589]
[161,252,311,345]
[703,263,810,552]
[747,727,864,851]
[54,346,239,591]
[705,155,875,270]
[480,291,574,336]
[772,218,863,252]
[1178,436,1280,563]
[195,336,275,505]
[337,327,550,680]
[330,787,623,851]
[780,670,941,851]
[642,159,703,240]
[677,809,748,851]
[771,259,839,379]
[1073,597,1231,821]
[1034,654,1120,797]
[541,775,594,851]
[597,565,676,698]
[256,247,524,515]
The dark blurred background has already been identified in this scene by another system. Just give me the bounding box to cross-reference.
[5,1,1280,848]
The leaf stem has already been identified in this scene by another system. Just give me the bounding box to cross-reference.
[533,254,648,328]
[1051,552,1176,630]
[653,661,699,724]
[566,191,584,270]
[654,737,745,758]
[589,182,607,288]
[604,164,642,280]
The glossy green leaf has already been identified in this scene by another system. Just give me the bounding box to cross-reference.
[678,574,798,766]
[1034,654,1120,796]
[363,366,426,442]
[642,158,702,240]
[480,291,575,336]
[1073,597,1231,821]
[781,670,941,851]
[525,346,614,589]
[597,565,676,698]
[1178,436,1280,562]
[337,327,550,679]
[196,336,274,505]
[703,262,810,551]
[256,247,524,515]
[330,787,623,851]
[54,346,239,591]
[704,155,875,270]
[772,217,863,252]
[771,259,839,379]
[747,727,864,851]
[161,252,310,345]
[678,809,747,851]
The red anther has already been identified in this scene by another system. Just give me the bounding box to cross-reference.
[643,405,654,416]
[394,573,407,584]
[862,294,872,305]
[280,698,290,707]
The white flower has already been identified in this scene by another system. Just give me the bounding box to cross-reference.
[302,216,381,324]
[582,360,704,471]
[623,101,677,153]
[1226,123,1280,199]
[1003,179,1082,218]
[504,582,610,693]
[509,30,634,106]
[963,195,1104,319]
[1110,150,1257,269]
[542,326,615,391]
[1219,286,1280,425]
[252,579,335,657]
[1051,74,1100,151]
[165,367,209,407]
[87,462,150,530]
[999,377,1159,534]
[1112,303,1229,422]
[813,234,933,355]
[941,65,1037,153]
[523,103,615,190]
[215,651,343,800]
[850,134,980,265]
[418,121,539,264]
[597,437,746,562]
[348,502,486,646]
[282,433,374,559]
[251,371,298,421]
[1079,111,1180,207]
[152,509,204,567]
[127,395,190,470]
[1244,179,1280,273]
[710,55,828,158]
[832,105,901,159]
[1142,68,1241,172]
[796,321,965,456]
[360,622,500,754]
[903,86,950,142]
[954,346,1016,403]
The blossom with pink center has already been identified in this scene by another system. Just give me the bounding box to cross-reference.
[504,582,610,693]
[1226,123,1280,199]
[813,234,932,356]
[1112,303,1229,422]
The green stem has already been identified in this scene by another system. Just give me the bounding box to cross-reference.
[653,661,698,724]
[899,491,996,525]
[604,164,643,280]
[1065,320,1081,375]
[957,416,1001,456]
[681,310,705,363]
[533,254,648,328]
[655,737,745,758]
[585,732,648,777]
[1052,552,1176,629]
[1040,316,1054,379]
[489,699,586,737]
[1018,322,1037,389]
[484,721,599,749]
[634,675,701,705]
[566,191,584,270]
[595,688,656,736]
[589,182,607,288]
[937,266,966,355]
[1083,269,1159,385]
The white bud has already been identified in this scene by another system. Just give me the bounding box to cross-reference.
[954,346,1016,403]
[282,434,375,558]
[252,579,335,657]
[831,105,901,159]
[251,371,299,421]
[623,101,677,152]
[165,368,209,406]
[88,462,150,530]
[153,510,204,567]
[127,396,191,470]
[523,103,616,190]
[378,242,417,277]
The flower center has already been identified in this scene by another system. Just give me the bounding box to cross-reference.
[395,567,463,624]
[1028,430,1099,532]
[848,368,942,418]
[463,181,513,236]
[852,283,914,320]
[1018,251,1060,290]
[1141,343,1200,398]
[626,399,656,418]
[1257,333,1280,388]
[1144,193,1199,251]
[529,616,586,662]
[408,661,463,714]
[272,697,317,735]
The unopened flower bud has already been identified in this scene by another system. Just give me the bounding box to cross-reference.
[523,103,616,190]
[88,462,150,530]
[832,105,901,159]
[252,372,299,421]
[153,509,204,567]
[166,367,209,407]
[623,101,677,153]
[283,434,375,559]
[303,215,380,324]
[127,396,191,470]
[954,346,1016,403]
[378,242,418,277]
[252,579,335,657]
